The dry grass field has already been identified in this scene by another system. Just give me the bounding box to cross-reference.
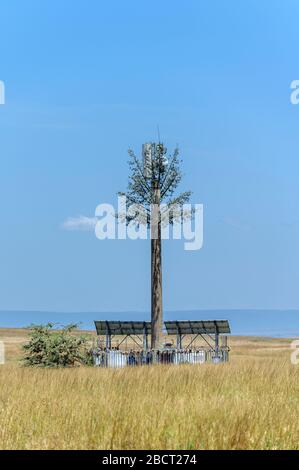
[0,328,298,450]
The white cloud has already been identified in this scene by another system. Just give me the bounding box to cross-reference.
[62,215,97,231]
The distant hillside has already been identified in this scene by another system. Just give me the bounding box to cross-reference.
[0,310,298,337]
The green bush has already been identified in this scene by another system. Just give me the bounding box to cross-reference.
[23,323,93,367]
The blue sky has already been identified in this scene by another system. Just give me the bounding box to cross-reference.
[0,0,299,315]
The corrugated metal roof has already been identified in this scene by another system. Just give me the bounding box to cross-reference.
[164,320,230,335]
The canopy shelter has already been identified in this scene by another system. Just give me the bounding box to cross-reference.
[93,319,231,365]
[164,320,230,351]
[94,320,151,350]
[94,319,230,352]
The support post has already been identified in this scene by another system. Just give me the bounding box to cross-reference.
[151,183,162,349]
[105,321,111,350]
[176,322,182,349]
[143,323,148,350]
[215,324,219,357]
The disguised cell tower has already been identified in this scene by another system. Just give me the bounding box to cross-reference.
[119,141,192,349]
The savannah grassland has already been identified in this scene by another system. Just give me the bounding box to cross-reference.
[0,328,298,450]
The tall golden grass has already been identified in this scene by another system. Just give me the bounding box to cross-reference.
[0,351,298,449]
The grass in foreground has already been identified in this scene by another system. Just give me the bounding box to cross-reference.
[0,352,298,449]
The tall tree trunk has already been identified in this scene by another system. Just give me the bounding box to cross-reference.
[151,186,162,349]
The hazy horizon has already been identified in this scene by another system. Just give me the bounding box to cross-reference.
[1,309,299,338]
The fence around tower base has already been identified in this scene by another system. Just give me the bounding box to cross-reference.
[93,320,231,368]
[92,347,229,368]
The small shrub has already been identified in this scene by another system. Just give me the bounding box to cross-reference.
[23,323,92,367]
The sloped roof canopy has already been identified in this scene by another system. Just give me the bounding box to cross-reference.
[94,321,151,336]
[95,320,230,335]
[164,320,230,335]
